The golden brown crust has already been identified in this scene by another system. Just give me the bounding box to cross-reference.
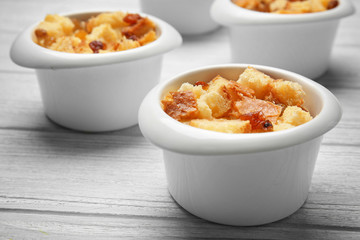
[234,97,283,124]
[161,91,199,122]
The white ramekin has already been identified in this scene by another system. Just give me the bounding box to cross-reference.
[138,64,342,226]
[10,10,182,132]
[210,0,355,79]
[140,0,219,35]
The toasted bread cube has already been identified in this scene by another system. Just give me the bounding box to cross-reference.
[86,11,128,32]
[161,91,199,121]
[115,36,141,52]
[232,0,260,9]
[49,36,81,53]
[277,106,313,126]
[179,83,206,99]
[309,0,327,12]
[270,0,288,12]
[208,76,229,94]
[273,1,311,14]
[139,30,157,45]
[200,91,230,118]
[271,79,305,106]
[237,66,273,99]
[273,122,294,131]
[37,14,75,38]
[287,2,311,13]
[86,23,119,44]
[197,99,213,120]
[189,119,251,133]
[225,80,255,99]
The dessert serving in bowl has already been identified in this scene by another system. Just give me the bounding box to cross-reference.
[210,0,355,79]
[10,10,182,132]
[140,0,219,35]
[138,64,342,226]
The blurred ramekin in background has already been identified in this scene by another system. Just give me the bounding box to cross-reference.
[211,0,355,79]
[10,10,182,132]
[140,0,219,35]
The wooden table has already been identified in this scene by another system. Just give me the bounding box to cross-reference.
[1,0,359,239]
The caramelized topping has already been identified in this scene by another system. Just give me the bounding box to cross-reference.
[162,91,199,121]
[226,80,255,99]
[122,17,156,40]
[235,97,282,124]
[195,81,209,90]
[239,111,273,132]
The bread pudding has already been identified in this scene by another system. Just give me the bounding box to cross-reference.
[161,66,312,133]
[231,0,339,14]
[33,11,157,53]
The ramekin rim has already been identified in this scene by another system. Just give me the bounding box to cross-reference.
[138,64,342,155]
[211,0,355,26]
[10,9,182,69]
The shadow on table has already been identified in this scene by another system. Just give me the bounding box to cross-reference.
[164,193,322,240]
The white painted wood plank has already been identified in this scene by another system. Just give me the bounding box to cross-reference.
[1,210,359,240]
[0,0,359,239]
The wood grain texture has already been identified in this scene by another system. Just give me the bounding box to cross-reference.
[0,0,359,239]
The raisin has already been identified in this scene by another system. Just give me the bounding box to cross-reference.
[89,40,105,53]
[35,29,47,38]
[127,35,138,41]
[328,0,339,10]
[263,120,273,130]
[123,13,142,25]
